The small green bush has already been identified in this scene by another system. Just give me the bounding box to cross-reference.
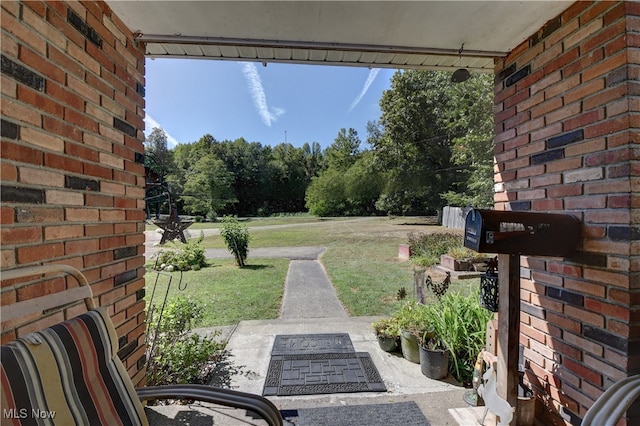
[220,216,250,267]
[407,232,462,266]
[154,233,207,271]
[146,297,225,386]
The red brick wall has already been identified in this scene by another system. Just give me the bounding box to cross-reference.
[1,0,147,386]
[494,1,639,424]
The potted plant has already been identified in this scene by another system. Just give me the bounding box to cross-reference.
[418,333,449,380]
[441,246,492,272]
[420,291,493,385]
[440,246,474,271]
[371,317,399,352]
[393,301,432,364]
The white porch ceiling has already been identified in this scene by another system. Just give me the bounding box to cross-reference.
[107,1,573,72]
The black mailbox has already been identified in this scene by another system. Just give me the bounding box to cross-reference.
[464,209,580,257]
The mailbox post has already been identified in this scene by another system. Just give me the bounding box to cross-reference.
[464,209,580,425]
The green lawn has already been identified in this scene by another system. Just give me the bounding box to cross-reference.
[316,221,476,317]
[145,216,479,326]
[145,258,289,327]
[145,215,352,231]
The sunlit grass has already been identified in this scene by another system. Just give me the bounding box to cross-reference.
[145,258,289,327]
[145,216,479,325]
[145,215,352,232]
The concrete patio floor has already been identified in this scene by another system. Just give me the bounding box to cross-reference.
[148,315,492,425]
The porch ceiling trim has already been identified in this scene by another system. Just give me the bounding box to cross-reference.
[109,1,574,72]
[138,34,504,71]
[137,34,505,71]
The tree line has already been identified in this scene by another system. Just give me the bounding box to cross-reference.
[145,70,495,219]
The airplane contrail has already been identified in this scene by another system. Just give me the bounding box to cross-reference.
[349,68,381,112]
[241,62,284,126]
[144,114,180,148]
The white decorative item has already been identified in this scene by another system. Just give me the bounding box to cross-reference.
[477,360,514,426]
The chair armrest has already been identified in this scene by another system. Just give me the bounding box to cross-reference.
[581,374,640,426]
[136,384,283,426]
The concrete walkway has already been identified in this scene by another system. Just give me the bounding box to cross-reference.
[280,260,347,319]
[146,237,479,425]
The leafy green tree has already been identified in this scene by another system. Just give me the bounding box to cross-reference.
[325,128,361,171]
[305,169,347,216]
[173,134,216,171]
[344,151,384,215]
[301,141,325,178]
[268,143,308,214]
[440,74,495,207]
[145,127,172,172]
[372,71,461,215]
[306,130,383,217]
[164,141,195,213]
[168,134,237,219]
[145,128,176,184]
[144,127,176,217]
[181,154,236,219]
[211,138,271,216]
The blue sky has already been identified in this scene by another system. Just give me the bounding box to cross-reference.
[143,58,396,149]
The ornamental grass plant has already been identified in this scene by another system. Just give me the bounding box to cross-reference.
[420,291,493,385]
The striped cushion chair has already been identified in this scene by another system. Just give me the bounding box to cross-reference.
[1,308,148,426]
[1,265,282,426]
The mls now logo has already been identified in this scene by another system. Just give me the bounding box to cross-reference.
[3,408,56,419]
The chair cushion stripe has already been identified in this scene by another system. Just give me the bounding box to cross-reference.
[1,309,148,426]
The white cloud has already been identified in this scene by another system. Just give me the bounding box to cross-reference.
[144,114,179,148]
[349,68,381,112]
[241,62,284,126]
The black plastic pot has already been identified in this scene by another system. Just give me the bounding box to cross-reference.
[377,335,399,352]
[419,345,449,379]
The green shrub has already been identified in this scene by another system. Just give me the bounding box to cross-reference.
[220,216,250,267]
[154,232,207,271]
[407,232,462,266]
[146,297,225,386]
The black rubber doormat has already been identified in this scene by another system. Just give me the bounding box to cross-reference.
[271,333,354,355]
[280,401,428,426]
[262,352,386,396]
